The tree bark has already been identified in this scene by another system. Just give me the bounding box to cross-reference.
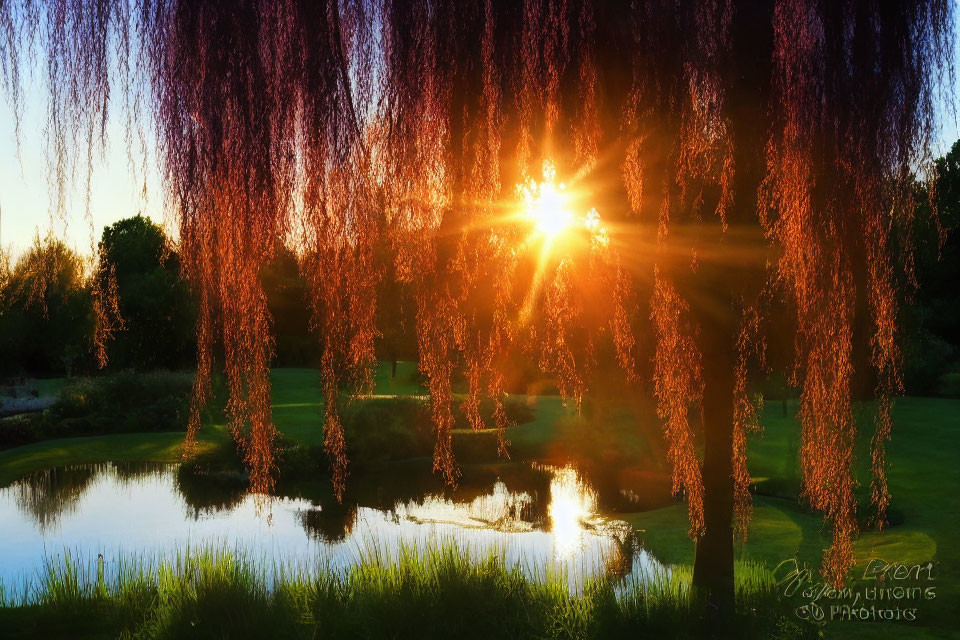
[689,262,738,612]
[692,339,736,611]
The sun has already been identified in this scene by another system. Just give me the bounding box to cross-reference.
[515,159,609,323]
[527,181,574,238]
[520,161,575,240]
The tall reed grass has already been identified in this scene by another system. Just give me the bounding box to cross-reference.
[0,543,815,639]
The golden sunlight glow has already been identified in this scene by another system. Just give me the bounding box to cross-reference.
[520,161,575,240]
[547,465,598,558]
[516,161,610,324]
[526,182,574,237]
[517,160,608,248]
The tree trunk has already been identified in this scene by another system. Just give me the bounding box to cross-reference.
[691,296,737,612]
[686,1,774,612]
[693,380,735,611]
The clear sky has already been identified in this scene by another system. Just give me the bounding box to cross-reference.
[0,26,957,260]
[0,73,165,259]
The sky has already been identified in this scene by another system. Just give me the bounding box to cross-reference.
[0,19,958,260]
[0,75,165,259]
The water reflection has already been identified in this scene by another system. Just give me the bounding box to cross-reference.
[547,465,600,558]
[0,461,662,592]
[395,481,535,531]
[13,465,98,529]
[174,465,247,518]
[13,462,170,528]
[300,503,358,542]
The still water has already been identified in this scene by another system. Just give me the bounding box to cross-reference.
[0,461,663,593]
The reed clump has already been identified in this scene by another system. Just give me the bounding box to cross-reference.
[0,545,814,639]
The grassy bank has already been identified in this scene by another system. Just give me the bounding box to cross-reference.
[0,546,813,640]
[0,364,573,486]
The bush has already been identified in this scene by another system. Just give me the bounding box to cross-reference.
[452,396,534,431]
[341,397,435,464]
[0,413,44,449]
[338,395,536,466]
[51,371,193,425]
[0,371,195,449]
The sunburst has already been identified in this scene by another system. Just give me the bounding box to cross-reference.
[519,161,575,241]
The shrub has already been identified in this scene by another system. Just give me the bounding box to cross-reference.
[51,371,193,424]
[0,371,195,449]
[452,396,535,431]
[0,413,44,448]
[338,395,536,466]
[341,397,435,464]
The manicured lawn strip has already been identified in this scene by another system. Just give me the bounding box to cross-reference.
[0,432,222,487]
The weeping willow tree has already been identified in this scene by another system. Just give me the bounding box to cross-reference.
[1,0,953,606]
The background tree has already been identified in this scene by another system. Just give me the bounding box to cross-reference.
[374,228,418,379]
[95,215,195,371]
[0,236,92,376]
[902,140,960,395]
[261,244,316,367]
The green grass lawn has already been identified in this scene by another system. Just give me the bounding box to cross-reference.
[626,398,960,566]
[623,397,960,638]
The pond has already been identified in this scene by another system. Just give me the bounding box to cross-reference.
[0,461,665,594]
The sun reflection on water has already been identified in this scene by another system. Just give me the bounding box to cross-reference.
[545,465,601,559]
[393,481,535,532]
[387,462,619,563]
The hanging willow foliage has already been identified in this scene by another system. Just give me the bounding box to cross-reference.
[1,0,953,585]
